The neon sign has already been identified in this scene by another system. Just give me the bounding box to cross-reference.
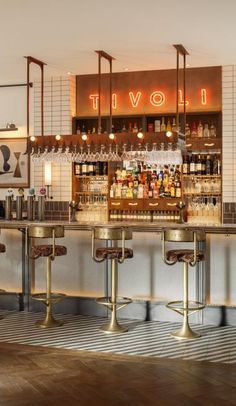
[89,88,208,110]
[129,91,142,107]
[150,91,165,107]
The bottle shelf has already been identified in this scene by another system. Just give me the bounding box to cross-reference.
[183,174,221,178]
[184,192,221,196]
[75,175,108,180]
[76,192,108,195]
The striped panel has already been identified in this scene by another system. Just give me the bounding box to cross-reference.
[0,312,235,364]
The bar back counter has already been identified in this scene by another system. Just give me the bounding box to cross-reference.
[0,219,235,327]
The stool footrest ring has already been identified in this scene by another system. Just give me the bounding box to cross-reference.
[167,300,205,316]
[96,296,132,310]
[32,292,66,303]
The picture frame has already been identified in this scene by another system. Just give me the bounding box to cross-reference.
[0,138,29,188]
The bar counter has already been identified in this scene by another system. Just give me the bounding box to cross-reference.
[0,219,235,326]
[0,219,236,234]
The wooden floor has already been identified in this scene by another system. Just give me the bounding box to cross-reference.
[0,342,235,406]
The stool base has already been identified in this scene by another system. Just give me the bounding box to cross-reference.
[171,326,201,340]
[100,321,128,334]
[35,314,63,329]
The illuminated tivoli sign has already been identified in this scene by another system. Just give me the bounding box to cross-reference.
[76,67,221,116]
[88,89,207,110]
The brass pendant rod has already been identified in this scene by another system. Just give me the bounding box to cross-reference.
[24,56,46,137]
[109,58,112,133]
[173,44,189,135]
[95,50,115,135]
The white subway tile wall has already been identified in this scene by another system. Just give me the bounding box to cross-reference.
[30,159,72,201]
[222,65,236,202]
[34,76,76,136]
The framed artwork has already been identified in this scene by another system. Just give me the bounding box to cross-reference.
[0,138,29,188]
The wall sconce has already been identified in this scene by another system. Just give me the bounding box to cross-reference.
[44,161,52,199]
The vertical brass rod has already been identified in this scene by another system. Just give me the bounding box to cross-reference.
[98,54,101,134]
[110,258,118,329]
[46,257,52,318]
[176,50,179,132]
[27,58,30,137]
[183,53,186,135]
[109,59,112,133]
[41,64,44,136]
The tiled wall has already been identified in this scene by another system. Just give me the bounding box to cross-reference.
[30,159,72,201]
[222,66,236,222]
[33,75,75,202]
[34,76,76,136]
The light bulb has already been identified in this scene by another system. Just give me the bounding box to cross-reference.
[30,135,36,142]
[81,133,88,141]
[55,134,61,141]
[166,131,172,137]
[109,133,115,140]
[137,131,144,139]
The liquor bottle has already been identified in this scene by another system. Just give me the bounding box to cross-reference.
[189,154,195,175]
[166,119,172,132]
[201,155,206,175]
[182,155,190,175]
[159,181,165,197]
[153,184,159,198]
[76,125,81,135]
[196,155,202,175]
[128,122,132,133]
[191,122,197,138]
[81,162,88,176]
[170,181,176,198]
[205,155,212,175]
[75,163,82,175]
[133,123,138,133]
[203,123,210,138]
[197,121,203,138]
[88,162,94,176]
[212,155,221,175]
[103,162,108,175]
[172,117,177,132]
[122,123,127,132]
[138,184,144,199]
[95,161,100,175]
[81,124,86,135]
[92,127,96,134]
[185,123,191,137]
[210,123,216,137]
[175,181,181,198]
[160,117,166,131]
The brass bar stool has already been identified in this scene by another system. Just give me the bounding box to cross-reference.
[28,225,67,328]
[92,227,133,333]
[162,229,205,339]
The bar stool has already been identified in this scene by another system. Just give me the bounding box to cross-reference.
[28,225,67,328]
[162,229,205,339]
[92,227,133,333]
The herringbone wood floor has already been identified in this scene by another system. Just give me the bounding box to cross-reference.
[0,342,235,406]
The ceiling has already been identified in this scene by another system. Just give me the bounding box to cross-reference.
[0,0,236,83]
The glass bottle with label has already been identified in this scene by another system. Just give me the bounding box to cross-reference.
[160,117,166,131]
[191,122,197,138]
[203,123,210,138]
[197,121,203,138]
[210,124,217,137]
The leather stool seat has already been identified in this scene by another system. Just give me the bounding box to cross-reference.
[30,245,67,259]
[96,247,133,260]
[0,243,6,253]
[166,249,204,264]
